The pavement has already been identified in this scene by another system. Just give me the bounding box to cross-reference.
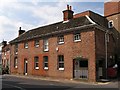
[2,74,117,85]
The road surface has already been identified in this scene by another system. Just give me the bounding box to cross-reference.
[1,75,119,90]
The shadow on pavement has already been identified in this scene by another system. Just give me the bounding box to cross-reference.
[2,80,72,90]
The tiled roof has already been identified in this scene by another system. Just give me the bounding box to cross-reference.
[9,15,107,44]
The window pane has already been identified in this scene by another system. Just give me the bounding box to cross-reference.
[43,56,48,68]
[36,63,39,67]
[58,55,64,69]
[74,34,81,41]
[58,35,64,44]
[44,63,48,67]
[79,60,88,67]
[59,63,64,68]
[44,56,48,62]
[14,57,18,68]
[24,42,28,48]
[34,57,39,69]
[44,39,48,51]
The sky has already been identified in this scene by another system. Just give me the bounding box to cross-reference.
[0,0,106,44]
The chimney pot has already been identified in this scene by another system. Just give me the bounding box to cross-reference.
[18,27,25,36]
[19,27,21,30]
[67,5,69,10]
[63,5,74,21]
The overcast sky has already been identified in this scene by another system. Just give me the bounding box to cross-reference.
[0,0,105,43]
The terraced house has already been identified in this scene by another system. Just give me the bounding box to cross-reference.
[9,1,120,82]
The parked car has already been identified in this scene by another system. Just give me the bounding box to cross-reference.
[107,64,117,78]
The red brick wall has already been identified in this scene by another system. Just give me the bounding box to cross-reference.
[11,28,97,82]
[10,44,18,74]
[2,50,10,67]
[104,1,120,17]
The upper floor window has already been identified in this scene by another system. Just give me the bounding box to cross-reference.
[108,20,114,28]
[34,56,39,70]
[58,55,64,70]
[14,57,18,68]
[24,42,28,49]
[34,40,39,48]
[58,35,64,44]
[74,33,81,42]
[15,44,18,54]
[43,56,48,70]
[43,39,49,51]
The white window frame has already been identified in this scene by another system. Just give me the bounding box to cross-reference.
[108,20,114,28]
[58,55,64,71]
[34,57,39,70]
[74,33,81,42]
[34,40,39,48]
[43,39,49,51]
[43,56,48,70]
[24,42,28,49]
[58,35,64,44]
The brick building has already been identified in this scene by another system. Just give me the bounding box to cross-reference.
[1,41,11,73]
[9,2,120,82]
[104,1,120,75]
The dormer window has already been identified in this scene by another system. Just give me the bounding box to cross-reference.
[24,42,28,49]
[34,40,39,48]
[108,20,114,28]
[58,35,64,44]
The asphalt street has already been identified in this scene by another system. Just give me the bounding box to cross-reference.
[1,75,120,90]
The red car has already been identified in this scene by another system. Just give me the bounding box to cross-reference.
[107,64,117,78]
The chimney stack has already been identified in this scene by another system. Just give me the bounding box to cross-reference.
[18,27,25,36]
[70,6,72,10]
[63,5,74,21]
[2,41,7,47]
[67,5,69,10]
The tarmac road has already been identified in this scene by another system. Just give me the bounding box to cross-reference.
[1,75,119,90]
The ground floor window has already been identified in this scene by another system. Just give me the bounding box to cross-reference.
[34,56,39,70]
[14,57,18,68]
[58,55,64,70]
[43,56,48,70]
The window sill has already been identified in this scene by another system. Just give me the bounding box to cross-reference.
[58,42,64,45]
[15,66,18,69]
[44,49,49,52]
[35,67,39,70]
[15,52,18,55]
[35,45,39,48]
[44,67,48,70]
[25,47,28,49]
[74,39,81,42]
[58,68,64,71]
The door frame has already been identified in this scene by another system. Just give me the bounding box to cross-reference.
[73,59,88,79]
